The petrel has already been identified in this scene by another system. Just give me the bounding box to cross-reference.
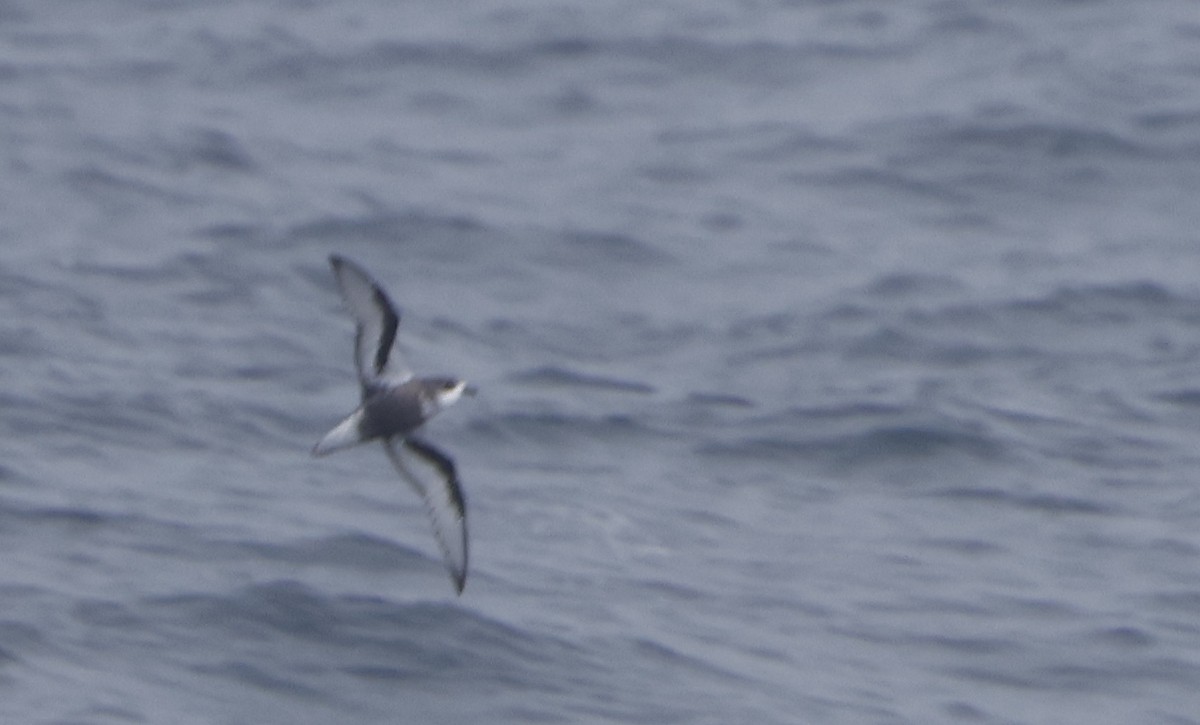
[313,255,475,594]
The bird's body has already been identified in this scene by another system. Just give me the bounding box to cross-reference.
[313,255,474,594]
[359,382,436,440]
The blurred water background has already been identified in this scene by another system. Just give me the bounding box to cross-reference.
[3,1,1200,723]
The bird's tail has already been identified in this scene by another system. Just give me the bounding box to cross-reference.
[312,408,366,456]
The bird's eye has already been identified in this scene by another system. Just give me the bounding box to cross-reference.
[442,381,458,390]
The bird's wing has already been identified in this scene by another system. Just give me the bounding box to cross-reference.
[382,437,468,594]
[329,255,413,393]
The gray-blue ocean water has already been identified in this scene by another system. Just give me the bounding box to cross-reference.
[2,1,1200,723]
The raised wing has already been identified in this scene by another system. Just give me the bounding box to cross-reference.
[382,437,468,594]
[329,255,412,393]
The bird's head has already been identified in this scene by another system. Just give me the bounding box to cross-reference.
[424,377,477,413]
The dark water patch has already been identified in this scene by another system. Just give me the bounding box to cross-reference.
[1014,493,1117,516]
[628,635,744,681]
[174,127,257,173]
[0,463,19,484]
[194,660,325,699]
[0,266,106,324]
[1137,107,1200,140]
[163,580,357,644]
[264,33,894,93]
[0,643,19,668]
[830,280,1199,373]
[628,577,707,604]
[100,55,178,84]
[1032,656,1200,694]
[1043,431,1169,471]
[339,663,427,682]
[168,25,329,88]
[191,398,317,449]
[235,532,427,572]
[820,302,874,324]
[0,3,26,23]
[941,701,990,722]
[971,401,1076,430]
[845,423,1003,460]
[82,126,256,176]
[195,221,269,244]
[475,314,701,363]
[64,165,193,208]
[790,166,973,205]
[842,324,1004,366]
[140,580,600,701]
[852,589,1000,617]
[929,487,1116,516]
[561,636,752,723]
[0,619,45,667]
[640,34,913,77]
[73,599,143,629]
[287,209,496,263]
[68,258,187,284]
[0,507,238,568]
[909,633,1016,656]
[27,388,190,449]
[509,365,655,394]
[485,410,670,445]
[291,209,486,242]
[987,595,1078,619]
[684,391,756,408]
[783,401,911,421]
[865,272,966,298]
[923,120,1156,162]
[738,592,834,622]
[543,229,673,268]
[637,162,711,185]
[49,704,147,725]
[0,325,42,357]
[1006,281,1188,325]
[677,122,856,164]
[1155,389,1200,408]
[71,250,273,310]
[700,421,1003,468]
[147,580,495,651]
[3,504,112,528]
[693,401,1006,468]
[168,251,285,307]
[1092,625,1155,649]
[942,665,1042,690]
[1149,591,1200,616]
[726,311,803,341]
[917,537,1006,556]
[308,39,534,78]
[699,209,743,232]
[947,654,1186,695]
[927,5,1023,35]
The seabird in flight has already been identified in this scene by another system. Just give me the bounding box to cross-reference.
[313,255,475,594]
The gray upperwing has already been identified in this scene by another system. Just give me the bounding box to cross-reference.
[382,437,468,594]
[329,256,413,394]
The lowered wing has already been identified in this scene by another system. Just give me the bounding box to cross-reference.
[382,437,468,594]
